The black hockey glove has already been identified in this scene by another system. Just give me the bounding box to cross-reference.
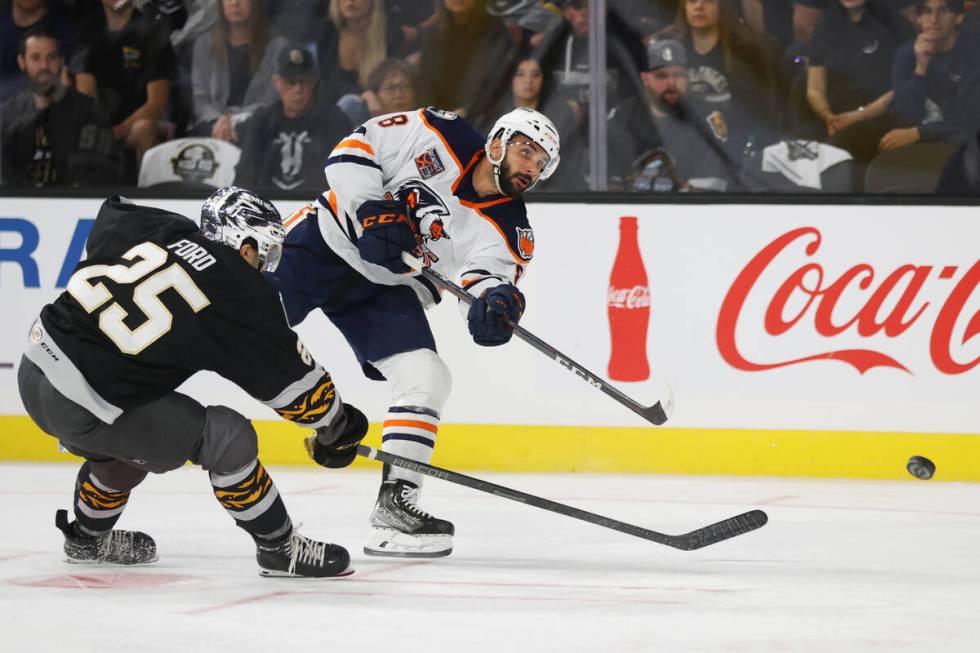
[355,198,417,273]
[467,284,526,347]
[304,403,369,469]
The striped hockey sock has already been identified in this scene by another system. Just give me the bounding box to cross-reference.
[381,405,439,486]
[73,462,134,536]
[210,459,292,547]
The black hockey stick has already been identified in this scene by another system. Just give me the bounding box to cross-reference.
[358,445,768,551]
[400,253,672,426]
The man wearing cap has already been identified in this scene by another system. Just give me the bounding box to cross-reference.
[608,39,742,191]
[234,43,351,191]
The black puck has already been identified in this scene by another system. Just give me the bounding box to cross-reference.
[906,456,936,480]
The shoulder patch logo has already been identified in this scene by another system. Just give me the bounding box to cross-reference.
[705,111,728,143]
[516,227,534,260]
[415,147,445,179]
[427,107,458,120]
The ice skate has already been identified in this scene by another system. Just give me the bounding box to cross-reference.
[364,479,454,558]
[257,528,353,578]
[55,509,158,565]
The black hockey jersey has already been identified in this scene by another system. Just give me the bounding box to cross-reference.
[25,197,341,428]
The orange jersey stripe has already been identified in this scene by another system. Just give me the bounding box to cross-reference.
[284,205,314,228]
[334,138,376,156]
[418,109,464,180]
[383,419,438,433]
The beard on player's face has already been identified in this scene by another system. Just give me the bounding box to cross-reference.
[497,157,532,197]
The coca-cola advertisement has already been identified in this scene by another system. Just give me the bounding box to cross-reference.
[608,217,651,381]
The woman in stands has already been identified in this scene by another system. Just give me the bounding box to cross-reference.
[191,0,285,142]
[416,0,514,117]
[657,0,777,145]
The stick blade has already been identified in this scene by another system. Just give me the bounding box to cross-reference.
[676,509,769,551]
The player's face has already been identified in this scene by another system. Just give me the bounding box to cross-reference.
[643,66,689,109]
[377,72,416,113]
[512,60,543,104]
[18,36,62,95]
[499,137,550,196]
[917,0,962,40]
[686,0,720,29]
[222,0,252,24]
[339,0,372,21]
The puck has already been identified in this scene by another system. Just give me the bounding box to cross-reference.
[906,455,935,480]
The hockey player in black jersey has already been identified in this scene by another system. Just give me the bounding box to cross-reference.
[17,187,369,577]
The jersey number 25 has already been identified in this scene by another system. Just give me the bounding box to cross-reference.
[67,242,210,355]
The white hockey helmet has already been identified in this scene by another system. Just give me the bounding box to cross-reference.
[200,186,286,273]
[485,107,561,192]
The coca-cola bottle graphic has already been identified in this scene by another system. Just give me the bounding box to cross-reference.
[608,216,651,381]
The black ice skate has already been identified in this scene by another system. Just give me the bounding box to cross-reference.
[364,479,454,558]
[55,509,158,565]
[256,529,352,578]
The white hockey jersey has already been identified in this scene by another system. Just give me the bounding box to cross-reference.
[297,107,535,310]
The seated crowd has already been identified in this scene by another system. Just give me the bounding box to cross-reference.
[0,0,977,193]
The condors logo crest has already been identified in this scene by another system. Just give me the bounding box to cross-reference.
[716,226,979,375]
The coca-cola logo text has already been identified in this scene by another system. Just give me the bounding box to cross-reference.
[608,285,650,309]
[717,227,979,375]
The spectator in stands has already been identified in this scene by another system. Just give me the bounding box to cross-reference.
[314,0,407,106]
[804,0,912,166]
[608,39,741,191]
[656,0,778,150]
[2,29,119,186]
[477,54,585,189]
[191,0,285,142]
[0,0,76,102]
[792,0,916,44]
[329,56,420,125]
[488,0,564,47]
[536,0,647,127]
[416,0,515,116]
[77,0,175,167]
[234,43,352,190]
[883,0,980,151]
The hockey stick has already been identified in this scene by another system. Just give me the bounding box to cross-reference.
[401,252,672,426]
[358,444,768,551]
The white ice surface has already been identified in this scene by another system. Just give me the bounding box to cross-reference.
[1,463,978,652]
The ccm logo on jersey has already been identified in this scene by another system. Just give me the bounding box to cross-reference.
[516,227,534,260]
[414,147,445,179]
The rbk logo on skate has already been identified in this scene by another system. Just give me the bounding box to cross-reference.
[717,226,980,375]
[414,148,445,179]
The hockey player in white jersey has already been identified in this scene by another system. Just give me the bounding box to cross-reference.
[268,106,560,557]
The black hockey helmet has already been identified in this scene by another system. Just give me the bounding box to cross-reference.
[200,186,286,272]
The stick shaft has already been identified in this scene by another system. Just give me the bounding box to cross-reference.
[357,445,767,550]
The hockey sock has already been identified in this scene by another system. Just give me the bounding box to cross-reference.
[210,459,292,548]
[72,461,140,537]
[381,405,439,487]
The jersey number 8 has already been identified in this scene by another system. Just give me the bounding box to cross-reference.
[67,242,211,355]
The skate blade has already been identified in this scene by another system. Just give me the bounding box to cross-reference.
[64,555,160,566]
[258,564,355,579]
[363,527,452,558]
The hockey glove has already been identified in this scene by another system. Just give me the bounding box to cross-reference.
[467,284,526,347]
[355,198,417,273]
[304,403,369,469]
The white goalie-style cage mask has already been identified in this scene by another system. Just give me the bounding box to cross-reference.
[200,186,286,273]
[485,107,561,193]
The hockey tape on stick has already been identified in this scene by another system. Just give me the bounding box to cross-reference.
[400,252,673,426]
[358,444,768,550]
